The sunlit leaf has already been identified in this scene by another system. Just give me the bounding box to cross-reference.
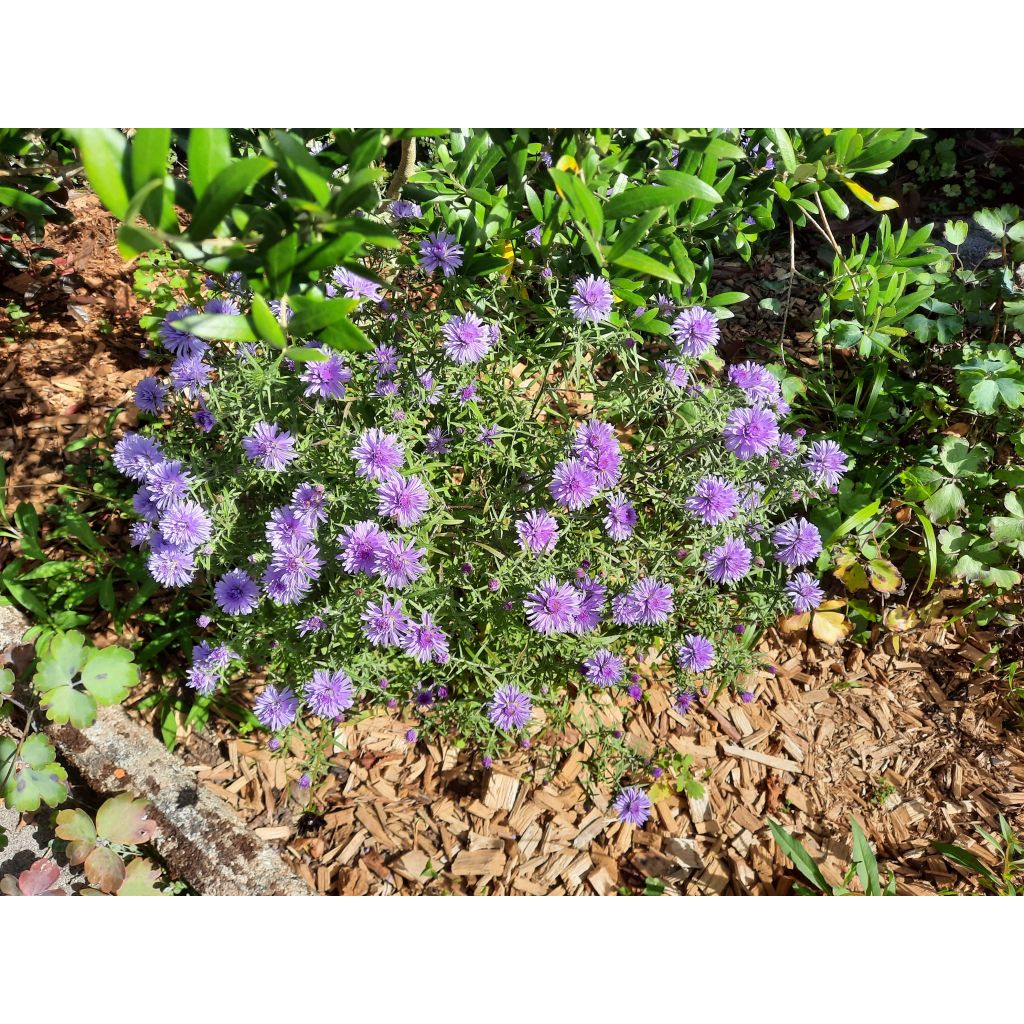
[96,793,158,845]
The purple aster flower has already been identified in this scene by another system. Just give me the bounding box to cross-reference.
[458,383,477,405]
[303,668,354,719]
[628,578,674,625]
[132,486,160,523]
[674,690,697,714]
[742,482,765,511]
[686,475,739,526]
[158,306,207,358]
[612,786,651,826]
[296,615,325,636]
[390,199,422,219]
[659,359,689,389]
[539,151,553,168]
[270,538,323,590]
[332,266,382,303]
[704,537,753,584]
[112,433,165,481]
[134,376,167,414]
[424,427,450,456]
[262,564,311,605]
[573,419,617,458]
[361,595,409,646]
[370,344,399,376]
[441,312,495,364]
[266,505,316,550]
[777,432,799,457]
[242,422,297,471]
[568,275,613,323]
[291,482,328,525]
[214,568,260,615]
[803,440,849,489]
[351,427,404,482]
[549,458,600,510]
[671,305,720,357]
[786,571,825,612]
[128,522,154,548]
[583,649,625,687]
[571,576,606,633]
[722,405,780,460]
[146,460,194,509]
[654,293,675,317]
[523,577,582,635]
[678,634,715,673]
[376,474,430,527]
[516,509,560,554]
[478,424,502,447]
[604,493,637,541]
[405,729,417,743]
[169,354,212,397]
[204,297,239,316]
[337,520,388,575]
[419,230,464,277]
[186,665,218,695]
[487,685,533,731]
[525,225,542,247]
[401,612,449,663]
[581,445,622,488]
[158,499,212,552]
[371,378,399,399]
[373,535,427,588]
[728,361,782,405]
[540,266,553,280]
[193,402,215,432]
[773,517,822,567]
[611,592,641,625]
[300,351,351,400]
[253,685,299,732]
[147,535,196,588]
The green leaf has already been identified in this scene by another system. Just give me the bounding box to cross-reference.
[0,667,13,696]
[33,631,86,693]
[265,231,299,296]
[938,437,988,478]
[130,128,172,228]
[14,502,44,560]
[924,482,965,525]
[70,128,130,219]
[610,249,681,284]
[0,734,68,812]
[188,156,274,239]
[250,293,287,349]
[288,298,360,338]
[604,209,662,263]
[768,818,832,894]
[173,313,257,343]
[0,186,53,224]
[767,129,797,174]
[40,684,96,728]
[188,128,232,199]
[654,170,723,205]
[705,291,748,307]
[80,644,137,706]
[944,220,969,246]
[850,818,882,895]
[116,857,167,896]
[55,807,98,865]
[825,500,881,545]
[85,846,126,894]
[524,183,543,222]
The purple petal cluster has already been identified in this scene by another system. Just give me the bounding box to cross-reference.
[773,518,822,567]
[303,669,354,719]
[419,231,464,277]
[671,306,719,357]
[686,475,739,526]
[352,428,404,482]
[441,312,496,364]
[376,474,430,527]
[242,422,297,471]
[516,509,559,554]
[568,275,613,323]
[583,649,624,687]
[803,440,849,489]
[300,352,351,400]
[488,685,532,731]
[253,685,299,731]
[523,577,582,635]
[612,787,651,826]
[786,572,825,612]
[704,537,752,584]
[214,569,260,615]
[722,405,779,460]
[677,634,715,673]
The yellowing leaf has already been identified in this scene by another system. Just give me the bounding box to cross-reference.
[498,239,514,280]
[833,553,869,593]
[883,605,920,632]
[840,176,898,212]
[556,155,580,175]
[868,558,903,594]
[648,781,672,803]
[810,610,853,645]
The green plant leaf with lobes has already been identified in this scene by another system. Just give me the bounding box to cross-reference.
[80,644,137,705]
[0,734,68,812]
[96,793,157,845]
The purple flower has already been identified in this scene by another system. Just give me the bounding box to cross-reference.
[671,306,719,357]
[132,486,160,522]
[488,685,533,731]
[332,266,382,303]
[674,690,696,714]
[686,475,739,526]
[419,230,464,277]
[568,275,613,322]
[612,786,651,826]
[300,352,351,400]
[146,460,194,509]
[583,649,625,687]
[242,422,297,471]
[129,522,154,548]
[487,577,500,592]
[338,520,387,575]
[297,615,325,636]
[361,595,410,646]
[370,344,399,376]
[581,444,622,489]
[803,440,849,489]
[169,354,213,397]
[523,577,582,635]
[158,499,212,551]
[390,199,422,219]
[193,403,215,433]
[266,506,316,550]
[659,360,689,389]
[628,577,674,625]
[374,535,427,588]
[516,509,560,554]
[214,568,260,615]
[291,482,328,525]
[573,419,617,458]
[773,518,822,567]
[147,535,196,588]
[205,297,239,316]
[352,428,405,482]
[405,729,417,743]
[728,361,782,406]
[253,685,299,732]
[549,458,600,510]
[458,384,477,405]
[611,592,642,625]
[677,634,715,672]
[478,424,502,447]
[571,576,606,632]
[441,312,495,364]
[303,669,354,719]
[424,427,450,456]
[186,666,217,695]
[401,612,449,663]
[604,493,637,541]
[777,432,799,457]
[376,474,430,527]
[525,225,542,247]
[704,537,752,584]
[786,572,825,612]
[722,405,779,460]
[112,433,165,481]
[158,307,207,358]
[134,377,167,414]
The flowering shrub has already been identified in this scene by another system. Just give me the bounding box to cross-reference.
[111,211,848,784]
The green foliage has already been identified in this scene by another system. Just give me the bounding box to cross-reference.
[935,814,1024,895]
[0,732,67,812]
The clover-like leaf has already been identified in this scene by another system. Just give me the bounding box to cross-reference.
[80,644,138,706]
[96,793,158,845]
[0,734,69,812]
[780,600,852,645]
[937,437,989,479]
[0,857,65,896]
[39,684,97,728]
[55,807,99,865]
[924,482,965,525]
[84,846,126,894]
[990,491,1024,546]
[116,857,167,896]
[32,630,87,692]
[0,667,13,696]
